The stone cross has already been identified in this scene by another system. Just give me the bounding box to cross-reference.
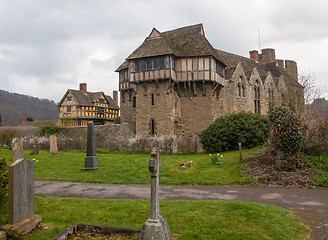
[12,138,24,162]
[49,135,59,154]
[83,122,99,170]
[139,149,171,240]
[149,149,160,219]
[6,158,42,234]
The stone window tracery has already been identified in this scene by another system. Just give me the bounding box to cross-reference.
[237,76,246,98]
[254,80,260,114]
[268,84,274,108]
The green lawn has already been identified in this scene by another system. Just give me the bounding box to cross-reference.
[0,147,262,185]
[0,196,309,240]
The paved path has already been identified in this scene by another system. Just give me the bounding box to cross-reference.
[35,181,328,240]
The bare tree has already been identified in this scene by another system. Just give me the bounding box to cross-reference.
[299,71,321,105]
[299,71,327,143]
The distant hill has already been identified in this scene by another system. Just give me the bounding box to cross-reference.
[0,89,58,126]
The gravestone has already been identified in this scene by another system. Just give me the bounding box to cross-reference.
[6,158,42,234]
[12,138,24,162]
[49,135,59,154]
[31,142,39,155]
[139,149,171,240]
[83,122,99,170]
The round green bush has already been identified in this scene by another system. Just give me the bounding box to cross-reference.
[199,112,268,153]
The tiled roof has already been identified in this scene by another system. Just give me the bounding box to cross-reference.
[215,48,302,87]
[117,24,302,88]
[58,89,119,109]
[125,24,226,66]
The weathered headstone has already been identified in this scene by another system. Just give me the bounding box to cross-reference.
[5,158,42,234]
[12,138,24,162]
[83,122,99,170]
[49,135,59,154]
[9,158,34,224]
[139,149,171,240]
[31,142,39,155]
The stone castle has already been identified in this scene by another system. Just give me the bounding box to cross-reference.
[116,24,304,138]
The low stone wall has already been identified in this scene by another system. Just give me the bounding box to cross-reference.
[0,126,38,137]
[17,123,204,153]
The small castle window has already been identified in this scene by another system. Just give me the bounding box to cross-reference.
[151,94,154,105]
[150,118,156,136]
[216,61,224,77]
[132,96,136,108]
[134,56,165,72]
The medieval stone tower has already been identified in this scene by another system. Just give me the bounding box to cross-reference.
[116,24,304,139]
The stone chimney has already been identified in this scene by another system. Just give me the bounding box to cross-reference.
[113,90,118,104]
[259,48,276,63]
[249,50,259,61]
[80,83,87,93]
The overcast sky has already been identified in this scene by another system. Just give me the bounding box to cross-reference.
[0,0,327,102]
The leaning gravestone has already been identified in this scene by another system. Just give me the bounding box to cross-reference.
[6,158,42,234]
[12,138,24,162]
[83,122,99,170]
[139,149,171,240]
[49,135,59,154]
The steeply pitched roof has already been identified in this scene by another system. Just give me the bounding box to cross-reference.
[105,95,119,109]
[118,24,302,88]
[125,24,226,66]
[116,61,128,72]
[215,48,302,88]
[58,89,119,109]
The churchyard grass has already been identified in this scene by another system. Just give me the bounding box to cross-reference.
[0,146,262,185]
[0,196,309,240]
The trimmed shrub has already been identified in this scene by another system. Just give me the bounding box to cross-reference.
[36,124,64,137]
[269,106,303,156]
[199,112,268,153]
[0,158,9,206]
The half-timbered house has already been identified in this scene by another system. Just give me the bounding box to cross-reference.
[58,83,119,127]
[116,24,304,138]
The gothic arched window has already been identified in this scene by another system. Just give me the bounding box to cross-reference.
[268,84,274,108]
[254,80,260,114]
[237,76,245,98]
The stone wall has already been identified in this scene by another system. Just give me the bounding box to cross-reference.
[17,123,204,153]
[176,82,223,137]
[120,90,136,134]
[135,81,176,137]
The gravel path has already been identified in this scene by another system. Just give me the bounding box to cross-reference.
[35,181,328,240]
